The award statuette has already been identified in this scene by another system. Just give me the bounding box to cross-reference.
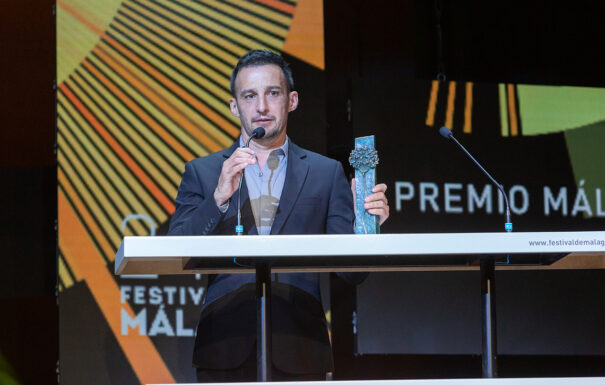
[349,135,379,234]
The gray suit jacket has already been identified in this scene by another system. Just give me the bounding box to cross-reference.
[168,140,356,373]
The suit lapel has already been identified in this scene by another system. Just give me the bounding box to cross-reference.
[223,140,258,235]
[270,142,308,235]
[222,140,239,158]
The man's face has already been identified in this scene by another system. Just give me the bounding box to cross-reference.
[229,64,298,144]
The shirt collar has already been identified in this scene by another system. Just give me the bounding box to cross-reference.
[239,135,289,159]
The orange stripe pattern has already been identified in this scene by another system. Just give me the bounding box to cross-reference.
[464,82,473,134]
[59,190,175,384]
[507,83,519,136]
[254,0,296,15]
[425,80,439,126]
[425,80,474,134]
[445,81,456,130]
[60,83,176,213]
[57,1,298,383]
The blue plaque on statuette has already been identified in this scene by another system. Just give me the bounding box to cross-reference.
[349,136,379,234]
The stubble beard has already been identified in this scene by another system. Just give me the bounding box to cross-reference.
[243,117,287,146]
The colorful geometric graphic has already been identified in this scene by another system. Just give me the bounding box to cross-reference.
[58,1,604,383]
[57,0,321,383]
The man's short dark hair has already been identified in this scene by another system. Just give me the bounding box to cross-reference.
[230,49,295,95]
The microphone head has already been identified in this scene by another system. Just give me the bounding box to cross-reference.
[439,126,453,139]
[251,127,266,139]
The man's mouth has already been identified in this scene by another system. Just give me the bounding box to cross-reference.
[253,117,274,124]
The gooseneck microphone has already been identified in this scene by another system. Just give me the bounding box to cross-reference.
[439,126,512,232]
[236,127,266,235]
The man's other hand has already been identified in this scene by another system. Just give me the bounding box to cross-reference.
[351,179,390,225]
[214,147,256,206]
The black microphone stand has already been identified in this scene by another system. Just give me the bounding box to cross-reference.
[236,128,266,235]
[235,135,255,236]
[233,127,272,381]
[439,126,511,378]
[440,126,512,233]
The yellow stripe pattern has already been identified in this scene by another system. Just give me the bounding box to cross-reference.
[57,0,295,290]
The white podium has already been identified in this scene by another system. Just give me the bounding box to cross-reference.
[115,231,605,380]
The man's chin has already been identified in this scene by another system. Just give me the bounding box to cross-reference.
[254,125,278,138]
[256,130,286,146]
[263,129,279,140]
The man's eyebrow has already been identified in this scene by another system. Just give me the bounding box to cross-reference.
[239,88,256,97]
[239,85,283,97]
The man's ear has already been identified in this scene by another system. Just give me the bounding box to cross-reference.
[229,98,240,117]
[288,91,299,112]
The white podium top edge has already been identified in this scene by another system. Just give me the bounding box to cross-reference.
[115,232,605,275]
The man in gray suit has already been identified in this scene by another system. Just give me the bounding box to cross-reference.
[168,49,389,382]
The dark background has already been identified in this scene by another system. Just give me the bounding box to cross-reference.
[2,0,605,383]
[0,1,57,385]
[324,0,605,380]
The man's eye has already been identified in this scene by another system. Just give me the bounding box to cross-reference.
[244,94,255,99]
[269,90,279,96]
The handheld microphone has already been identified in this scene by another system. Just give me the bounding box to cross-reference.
[439,126,512,232]
[236,127,266,235]
[248,127,266,145]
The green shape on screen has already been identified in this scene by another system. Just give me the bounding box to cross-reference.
[0,352,20,385]
[517,85,605,136]
[565,121,605,218]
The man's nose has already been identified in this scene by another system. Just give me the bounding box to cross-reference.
[256,95,268,114]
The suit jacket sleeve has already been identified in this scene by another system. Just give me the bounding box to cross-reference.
[326,161,369,285]
[168,160,225,236]
[325,161,355,234]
